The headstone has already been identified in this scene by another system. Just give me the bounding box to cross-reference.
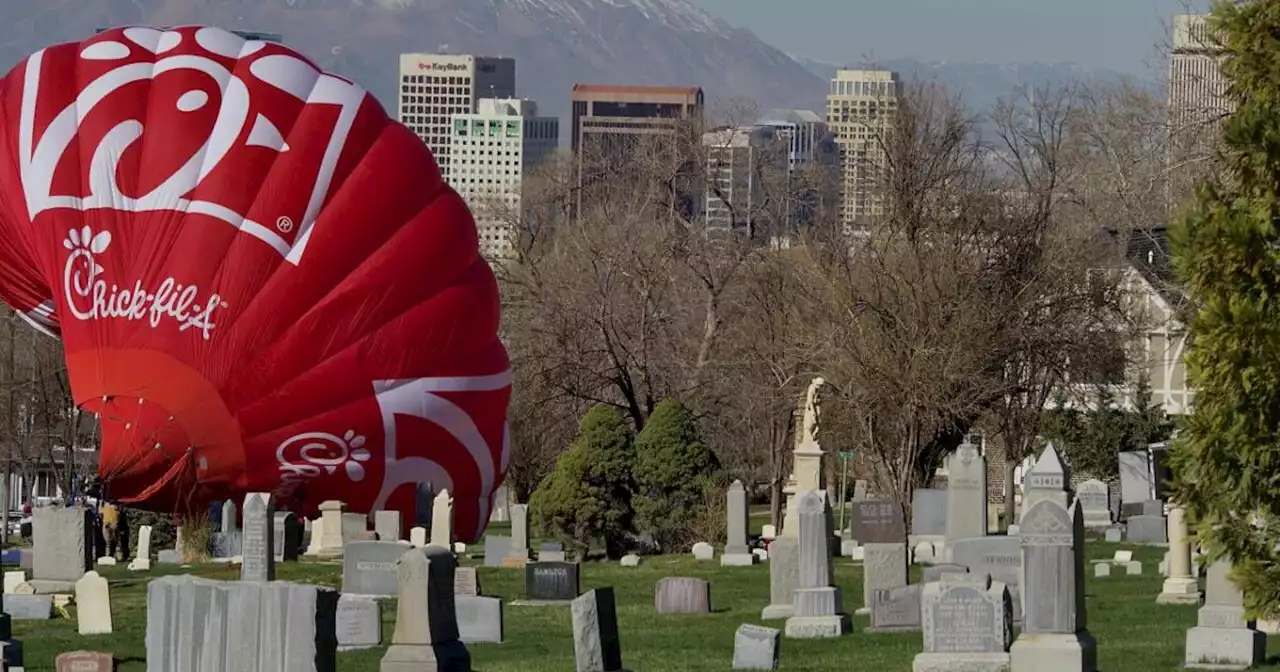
[1075,480,1112,528]
[456,595,504,644]
[146,576,339,671]
[317,500,346,556]
[853,479,869,500]
[375,510,403,542]
[1009,500,1097,672]
[760,536,798,620]
[156,550,180,565]
[869,584,923,633]
[571,588,624,672]
[74,571,112,635]
[1112,550,1133,563]
[273,512,301,562]
[851,499,907,544]
[1184,559,1266,669]
[240,493,275,582]
[1104,528,1122,543]
[379,547,471,672]
[11,582,33,594]
[1021,444,1069,512]
[1126,515,1168,544]
[784,491,850,638]
[489,485,511,523]
[733,624,780,670]
[96,557,116,567]
[128,525,153,571]
[722,480,757,566]
[861,543,909,614]
[1126,562,1142,575]
[409,527,427,548]
[1117,450,1153,504]
[430,490,454,549]
[1094,563,1111,578]
[414,482,434,527]
[525,561,580,602]
[304,516,325,556]
[944,442,988,543]
[55,651,114,672]
[508,504,531,561]
[620,554,641,567]
[33,507,92,583]
[914,573,1012,671]
[761,524,777,540]
[344,541,417,597]
[692,542,715,561]
[922,564,968,584]
[654,577,711,614]
[912,489,948,536]
[948,536,1022,588]
[221,499,238,533]
[484,535,512,568]
[3,572,23,594]
[211,529,243,559]
[454,567,479,596]
[1159,506,1201,605]
[337,595,382,651]
[342,512,369,542]
[539,541,567,563]
[6,594,52,619]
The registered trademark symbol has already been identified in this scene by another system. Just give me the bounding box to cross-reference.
[276,216,293,233]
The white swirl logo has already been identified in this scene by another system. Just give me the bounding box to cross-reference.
[276,429,372,484]
[63,226,225,340]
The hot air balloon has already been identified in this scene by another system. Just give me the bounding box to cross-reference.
[0,25,512,542]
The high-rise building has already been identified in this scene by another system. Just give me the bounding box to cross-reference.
[447,98,559,261]
[569,84,703,216]
[702,126,788,235]
[397,53,516,172]
[825,69,900,228]
[1169,15,1232,153]
[755,109,839,170]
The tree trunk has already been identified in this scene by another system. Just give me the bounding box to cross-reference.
[1002,459,1018,528]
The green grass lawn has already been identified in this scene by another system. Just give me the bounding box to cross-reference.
[10,536,1280,671]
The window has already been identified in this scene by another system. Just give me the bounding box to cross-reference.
[505,121,520,138]
[488,120,502,137]
[454,119,468,136]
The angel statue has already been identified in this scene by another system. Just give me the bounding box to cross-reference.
[799,376,826,446]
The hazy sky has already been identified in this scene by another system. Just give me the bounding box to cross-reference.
[688,0,1214,75]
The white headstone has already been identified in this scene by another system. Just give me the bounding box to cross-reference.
[317,500,345,556]
[375,510,403,542]
[945,442,988,543]
[75,570,112,635]
[240,493,275,582]
[508,504,530,560]
[692,542,715,561]
[430,490,454,549]
[722,480,757,566]
[409,526,427,548]
[3,571,24,594]
[128,524,153,571]
[1184,559,1265,669]
[379,547,471,670]
[1158,506,1201,605]
[784,491,850,638]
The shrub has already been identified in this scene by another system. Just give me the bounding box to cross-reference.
[632,399,724,552]
[530,404,636,559]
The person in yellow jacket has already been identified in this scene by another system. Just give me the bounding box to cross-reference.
[100,502,120,560]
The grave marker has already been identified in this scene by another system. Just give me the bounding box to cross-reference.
[869,584,923,633]
[240,493,275,583]
[945,442,988,543]
[454,567,479,596]
[379,547,470,672]
[1075,480,1112,528]
[1184,559,1265,669]
[317,500,345,556]
[343,541,415,597]
[525,561,580,602]
[508,504,531,561]
[722,480,757,566]
[654,577,711,614]
[914,573,1012,670]
[375,510,403,542]
[55,651,114,672]
[430,490,453,549]
[733,624,780,670]
[851,499,907,544]
[273,512,301,562]
[760,536,798,620]
[74,571,112,635]
[572,588,624,672]
[784,491,851,638]
[456,595,504,644]
[911,489,948,536]
[336,595,382,651]
[33,507,92,585]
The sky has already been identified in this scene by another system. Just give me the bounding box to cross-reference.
[688,0,1215,75]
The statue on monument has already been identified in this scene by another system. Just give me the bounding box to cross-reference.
[799,376,826,448]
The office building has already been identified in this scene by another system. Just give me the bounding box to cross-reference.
[826,69,900,228]
[398,53,516,172]
[447,98,559,260]
[1169,15,1232,155]
[755,109,839,170]
[702,126,789,235]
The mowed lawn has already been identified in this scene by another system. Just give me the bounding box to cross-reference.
[12,531,1280,672]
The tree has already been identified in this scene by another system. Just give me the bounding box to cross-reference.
[632,398,724,551]
[1167,0,1280,618]
[1041,379,1173,480]
[529,404,636,559]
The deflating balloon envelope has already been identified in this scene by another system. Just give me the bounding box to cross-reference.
[0,25,512,542]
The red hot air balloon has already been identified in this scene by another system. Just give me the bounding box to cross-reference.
[0,25,512,541]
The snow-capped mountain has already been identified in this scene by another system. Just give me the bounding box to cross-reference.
[0,0,827,126]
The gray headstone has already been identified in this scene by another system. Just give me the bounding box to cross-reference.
[525,562,580,602]
[484,536,512,567]
[273,511,302,562]
[342,512,368,542]
[912,489,948,535]
[1104,528,1122,543]
[509,505,531,559]
[240,493,275,582]
[1075,480,1112,527]
[1019,499,1085,634]
[33,508,92,582]
[1185,558,1266,668]
[862,542,908,610]
[336,595,382,651]
[920,575,1011,654]
[6,595,52,620]
[725,480,751,555]
[922,564,968,584]
[571,588,623,672]
[762,535,798,619]
[654,577,711,614]
[456,595,504,644]
[454,567,479,596]
[375,510,403,542]
[145,575,338,672]
[1117,451,1153,504]
[870,584,923,633]
[343,541,415,597]
[211,531,242,558]
[733,623,780,670]
[221,500,238,533]
[539,540,567,562]
[945,442,988,542]
[379,547,471,671]
[949,536,1022,587]
[1141,500,1165,516]
[1126,515,1168,544]
[796,492,834,589]
[157,549,180,565]
[850,499,906,544]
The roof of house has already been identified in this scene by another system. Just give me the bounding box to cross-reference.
[1115,225,1186,309]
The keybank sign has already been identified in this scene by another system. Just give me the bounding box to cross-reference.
[415,61,498,74]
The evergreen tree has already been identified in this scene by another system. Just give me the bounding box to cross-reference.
[633,399,725,551]
[529,404,637,559]
[1169,0,1280,617]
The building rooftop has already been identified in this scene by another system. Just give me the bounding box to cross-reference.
[572,84,703,97]
[758,109,823,125]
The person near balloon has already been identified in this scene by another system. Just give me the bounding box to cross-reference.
[101,501,120,560]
